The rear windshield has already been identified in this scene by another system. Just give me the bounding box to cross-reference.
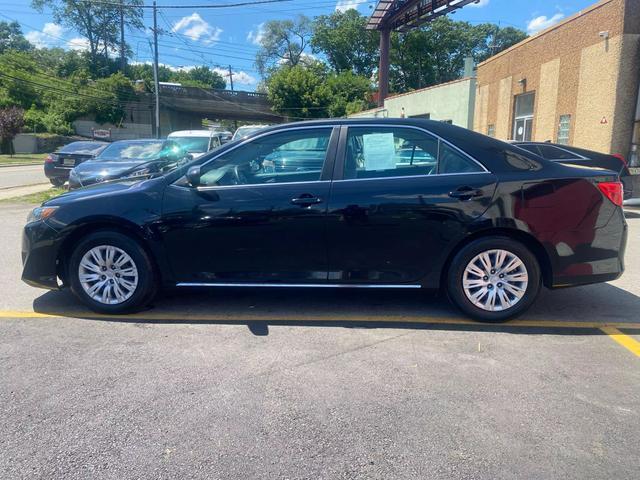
[170,137,210,154]
[60,142,106,154]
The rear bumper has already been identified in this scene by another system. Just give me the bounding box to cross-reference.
[21,220,63,290]
[44,163,72,180]
[549,209,627,288]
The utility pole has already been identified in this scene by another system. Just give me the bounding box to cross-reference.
[227,65,237,130]
[227,65,234,91]
[152,1,161,138]
[119,0,126,72]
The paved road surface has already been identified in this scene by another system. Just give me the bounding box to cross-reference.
[1,202,638,479]
[0,165,47,190]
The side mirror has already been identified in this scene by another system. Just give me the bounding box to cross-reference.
[186,165,201,187]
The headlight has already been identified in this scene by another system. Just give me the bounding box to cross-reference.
[27,206,58,224]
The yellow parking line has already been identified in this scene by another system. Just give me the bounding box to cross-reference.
[1,309,640,330]
[600,327,640,357]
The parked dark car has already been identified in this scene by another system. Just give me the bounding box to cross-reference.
[514,141,637,199]
[68,139,189,190]
[44,141,108,186]
[22,119,627,322]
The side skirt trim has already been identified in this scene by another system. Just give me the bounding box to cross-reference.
[176,282,422,289]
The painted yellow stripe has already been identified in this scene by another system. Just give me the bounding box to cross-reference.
[1,309,640,330]
[600,327,640,357]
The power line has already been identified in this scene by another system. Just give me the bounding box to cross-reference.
[84,0,293,9]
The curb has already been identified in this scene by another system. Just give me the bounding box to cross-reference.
[0,163,43,168]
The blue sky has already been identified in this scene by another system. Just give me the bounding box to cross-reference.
[3,0,598,90]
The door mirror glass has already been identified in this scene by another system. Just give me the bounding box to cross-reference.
[186,165,201,187]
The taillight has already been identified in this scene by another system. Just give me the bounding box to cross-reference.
[612,153,627,167]
[598,181,624,207]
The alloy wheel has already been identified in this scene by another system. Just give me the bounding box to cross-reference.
[78,245,139,305]
[462,249,529,312]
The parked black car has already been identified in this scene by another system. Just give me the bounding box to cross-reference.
[68,139,189,190]
[44,141,108,186]
[514,141,637,199]
[22,119,627,322]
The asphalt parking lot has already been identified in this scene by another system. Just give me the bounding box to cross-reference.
[1,202,639,479]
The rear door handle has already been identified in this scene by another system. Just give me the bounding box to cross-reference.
[291,194,323,206]
[449,187,483,200]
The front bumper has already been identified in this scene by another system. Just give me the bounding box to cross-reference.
[21,220,63,290]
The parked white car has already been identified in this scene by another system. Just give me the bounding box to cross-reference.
[167,130,232,158]
[232,125,269,141]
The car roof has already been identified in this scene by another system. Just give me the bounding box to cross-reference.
[168,130,232,137]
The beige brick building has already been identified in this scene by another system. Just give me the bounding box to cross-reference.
[474,0,640,165]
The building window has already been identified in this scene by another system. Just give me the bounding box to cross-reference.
[557,115,571,145]
[487,124,496,137]
[512,92,535,141]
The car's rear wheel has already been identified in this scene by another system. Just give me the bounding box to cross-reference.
[50,177,66,187]
[446,237,541,322]
[68,231,156,314]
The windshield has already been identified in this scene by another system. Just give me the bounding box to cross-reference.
[169,136,210,154]
[60,142,107,155]
[96,141,166,161]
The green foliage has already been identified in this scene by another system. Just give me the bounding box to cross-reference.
[255,16,313,75]
[31,0,143,75]
[127,63,226,90]
[266,64,372,119]
[23,107,72,135]
[0,21,32,54]
[311,10,378,78]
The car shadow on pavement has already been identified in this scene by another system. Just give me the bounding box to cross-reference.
[31,282,640,337]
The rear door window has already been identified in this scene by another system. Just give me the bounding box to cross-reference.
[343,127,484,180]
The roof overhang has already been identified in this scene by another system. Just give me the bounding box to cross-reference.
[367,0,481,32]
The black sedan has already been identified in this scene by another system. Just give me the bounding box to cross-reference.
[68,139,189,190]
[44,141,108,186]
[514,141,637,199]
[22,119,627,322]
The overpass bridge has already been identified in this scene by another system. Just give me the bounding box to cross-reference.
[158,85,285,123]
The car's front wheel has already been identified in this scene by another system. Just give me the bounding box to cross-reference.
[446,237,541,322]
[68,231,156,314]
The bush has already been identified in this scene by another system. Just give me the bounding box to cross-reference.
[24,107,73,135]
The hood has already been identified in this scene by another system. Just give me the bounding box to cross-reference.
[73,159,151,179]
[45,176,164,207]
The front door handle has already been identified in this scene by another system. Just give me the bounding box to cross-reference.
[449,186,483,200]
[291,194,323,206]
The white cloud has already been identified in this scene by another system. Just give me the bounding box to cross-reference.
[67,37,90,52]
[335,0,368,13]
[246,23,265,46]
[213,67,257,86]
[469,0,490,7]
[526,13,564,35]
[172,13,222,45]
[25,22,64,49]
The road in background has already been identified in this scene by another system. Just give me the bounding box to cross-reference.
[0,165,47,190]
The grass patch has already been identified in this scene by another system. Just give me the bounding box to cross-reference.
[0,153,47,166]
[1,187,67,204]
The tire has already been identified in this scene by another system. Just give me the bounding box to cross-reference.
[68,231,156,314]
[50,177,66,187]
[446,236,541,322]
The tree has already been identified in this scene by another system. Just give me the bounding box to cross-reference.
[0,21,32,54]
[31,0,144,75]
[0,106,25,154]
[255,16,313,76]
[311,10,378,78]
[389,17,527,92]
[266,63,330,118]
[266,63,371,119]
[170,66,226,89]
